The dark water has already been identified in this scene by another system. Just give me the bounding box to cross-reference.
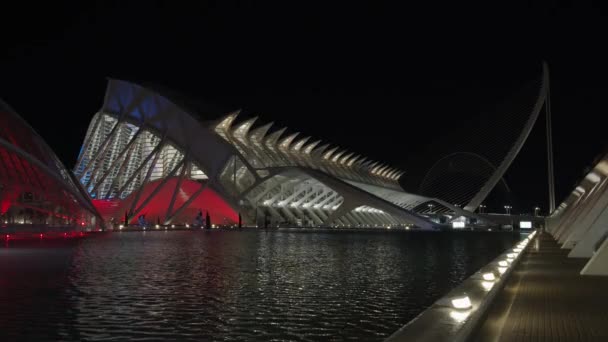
[0,229,519,341]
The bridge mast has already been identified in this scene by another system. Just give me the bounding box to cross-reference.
[544,62,556,213]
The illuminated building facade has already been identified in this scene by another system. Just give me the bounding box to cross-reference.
[0,100,101,232]
[74,80,485,228]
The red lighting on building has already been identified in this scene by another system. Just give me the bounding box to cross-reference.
[93,178,239,225]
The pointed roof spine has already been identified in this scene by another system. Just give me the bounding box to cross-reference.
[378,165,391,177]
[213,111,240,135]
[291,136,310,153]
[264,127,287,150]
[379,166,391,177]
[386,169,399,179]
[359,159,373,169]
[311,143,330,161]
[323,146,340,160]
[249,122,274,144]
[278,132,300,153]
[246,121,275,166]
[303,140,322,155]
[340,152,354,165]
[347,154,362,166]
[382,166,394,178]
[331,150,347,163]
[232,117,258,146]
[371,163,384,174]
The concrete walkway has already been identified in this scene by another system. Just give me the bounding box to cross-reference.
[472,232,608,342]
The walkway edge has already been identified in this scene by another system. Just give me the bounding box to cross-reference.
[385,231,536,342]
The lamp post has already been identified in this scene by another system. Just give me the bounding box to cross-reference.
[534,207,540,216]
[427,203,435,214]
[479,204,486,214]
[503,205,512,215]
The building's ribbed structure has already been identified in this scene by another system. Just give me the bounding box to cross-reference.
[0,99,101,230]
[74,80,487,229]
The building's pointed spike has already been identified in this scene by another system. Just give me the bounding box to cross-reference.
[323,146,340,160]
[386,169,399,179]
[347,154,361,166]
[250,121,274,143]
[303,140,322,155]
[359,159,373,169]
[232,117,258,141]
[331,149,347,163]
[340,152,355,165]
[371,163,384,174]
[213,110,240,132]
[278,132,300,152]
[375,165,386,175]
[264,127,287,150]
[312,143,330,159]
[291,136,310,153]
[356,157,368,165]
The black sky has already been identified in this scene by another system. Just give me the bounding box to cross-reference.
[1,2,607,215]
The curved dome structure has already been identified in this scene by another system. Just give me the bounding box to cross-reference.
[74,80,487,229]
[0,100,102,231]
[420,152,511,206]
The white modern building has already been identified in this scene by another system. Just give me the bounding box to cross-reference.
[74,80,487,229]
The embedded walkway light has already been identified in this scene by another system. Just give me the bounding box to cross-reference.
[451,296,472,310]
[482,272,496,281]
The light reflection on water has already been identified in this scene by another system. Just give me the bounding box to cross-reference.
[0,230,518,341]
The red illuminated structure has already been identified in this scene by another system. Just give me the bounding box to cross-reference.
[92,178,238,225]
[0,99,102,237]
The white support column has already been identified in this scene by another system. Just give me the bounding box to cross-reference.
[278,183,310,207]
[563,179,608,249]
[350,211,371,226]
[115,135,166,198]
[314,192,338,209]
[323,195,343,210]
[280,206,298,223]
[292,185,320,207]
[557,186,598,244]
[165,182,207,225]
[569,204,608,258]
[130,158,185,220]
[165,159,189,223]
[313,208,328,221]
[301,187,330,208]
[127,146,164,215]
[90,127,144,196]
[265,181,295,206]
[580,236,608,275]
[303,208,324,225]
[552,192,585,240]
[358,211,378,226]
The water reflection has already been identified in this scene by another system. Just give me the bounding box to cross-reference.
[0,230,518,341]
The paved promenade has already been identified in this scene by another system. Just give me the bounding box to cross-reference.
[472,232,608,342]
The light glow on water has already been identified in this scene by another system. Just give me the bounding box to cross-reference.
[0,230,519,341]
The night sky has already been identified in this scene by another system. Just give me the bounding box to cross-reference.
[2,2,607,215]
